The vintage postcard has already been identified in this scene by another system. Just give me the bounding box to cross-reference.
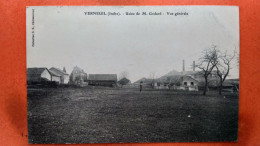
[26,6,239,144]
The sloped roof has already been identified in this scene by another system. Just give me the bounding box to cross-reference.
[27,68,48,75]
[88,74,117,81]
[118,77,130,82]
[49,70,62,77]
[71,66,85,74]
[181,71,201,75]
[181,70,219,76]
[162,69,181,77]
[182,75,199,82]
[222,82,234,87]
[50,67,69,75]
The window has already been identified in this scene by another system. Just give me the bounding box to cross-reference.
[191,82,194,86]
[184,82,187,86]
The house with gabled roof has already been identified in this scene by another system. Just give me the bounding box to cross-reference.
[27,67,61,84]
[49,67,69,84]
[48,70,62,84]
[70,66,87,85]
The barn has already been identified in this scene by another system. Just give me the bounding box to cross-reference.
[27,68,51,83]
[88,74,117,87]
[49,67,69,84]
[27,67,61,84]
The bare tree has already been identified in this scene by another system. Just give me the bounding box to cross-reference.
[149,72,156,88]
[118,71,130,88]
[166,76,181,90]
[196,46,219,95]
[215,50,236,95]
[118,71,129,80]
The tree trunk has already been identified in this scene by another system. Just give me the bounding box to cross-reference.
[219,80,223,95]
[203,77,208,96]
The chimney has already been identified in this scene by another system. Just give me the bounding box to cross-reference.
[193,61,195,71]
[182,60,185,72]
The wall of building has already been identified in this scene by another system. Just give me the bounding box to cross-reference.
[40,69,51,81]
[181,76,198,87]
[51,76,61,84]
[89,80,116,87]
[63,75,69,84]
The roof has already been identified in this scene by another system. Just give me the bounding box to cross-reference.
[88,74,117,81]
[181,70,219,76]
[27,68,49,75]
[182,75,199,82]
[181,71,201,75]
[118,77,130,82]
[49,70,62,77]
[222,82,234,87]
[71,66,85,74]
[50,67,69,75]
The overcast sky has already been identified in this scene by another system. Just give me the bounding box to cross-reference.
[27,6,239,82]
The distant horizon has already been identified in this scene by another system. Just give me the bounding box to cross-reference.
[27,64,239,83]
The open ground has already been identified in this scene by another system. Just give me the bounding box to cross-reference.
[27,87,238,144]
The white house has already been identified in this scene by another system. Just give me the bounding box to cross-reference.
[49,67,69,84]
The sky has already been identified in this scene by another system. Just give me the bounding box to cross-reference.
[27,6,239,82]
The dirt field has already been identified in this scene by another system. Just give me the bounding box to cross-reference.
[27,87,239,144]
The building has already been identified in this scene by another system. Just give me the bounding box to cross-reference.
[70,66,87,84]
[49,67,69,84]
[88,74,117,87]
[178,60,220,91]
[180,75,199,91]
[48,70,62,84]
[27,67,61,84]
[118,77,130,85]
[27,68,52,83]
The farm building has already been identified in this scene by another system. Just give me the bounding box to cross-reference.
[226,78,239,92]
[88,74,117,87]
[153,81,169,89]
[48,70,62,84]
[27,67,61,84]
[118,77,131,87]
[27,68,52,83]
[180,75,199,91]
[70,66,87,85]
[49,67,69,84]
[118,77,130,84]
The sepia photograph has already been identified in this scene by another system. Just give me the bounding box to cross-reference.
[26,6,239,144]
